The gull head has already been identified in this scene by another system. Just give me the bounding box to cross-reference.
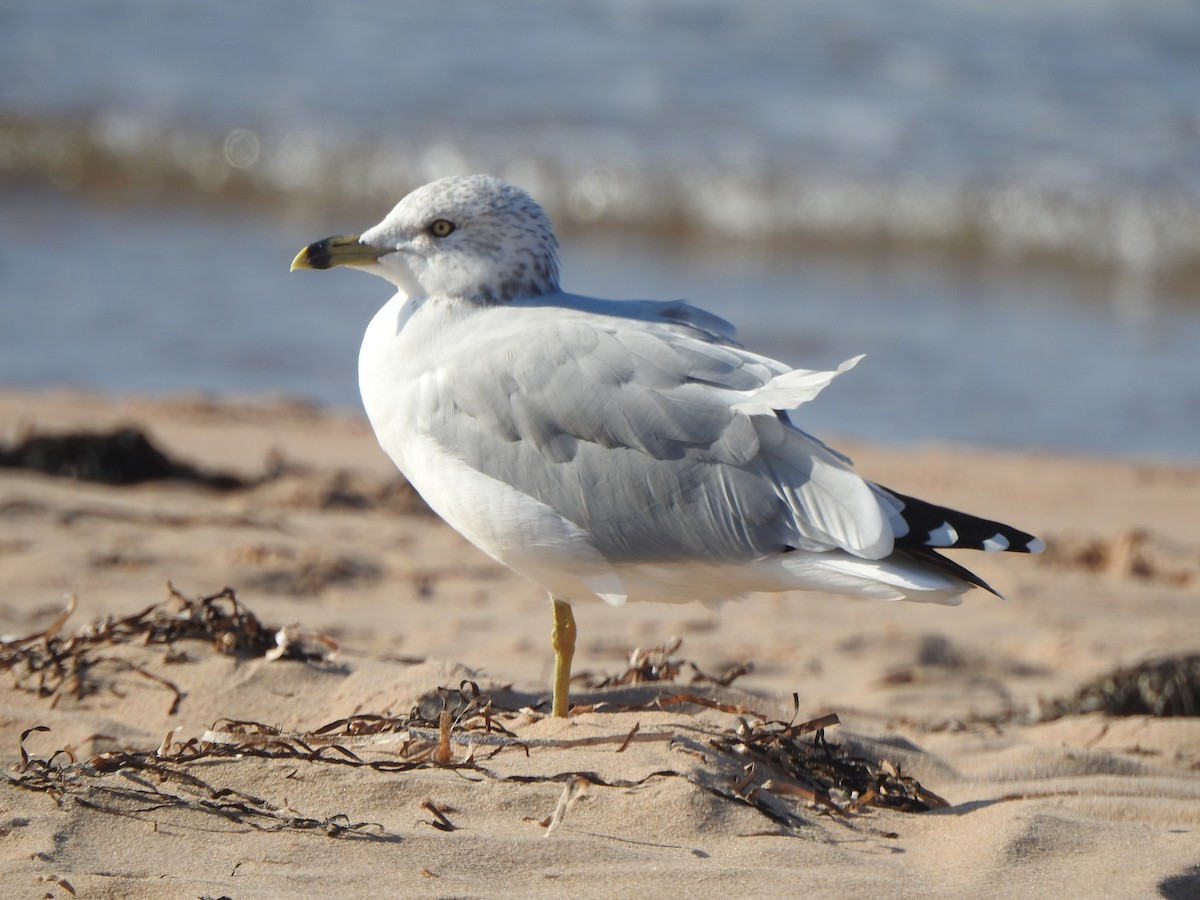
[291,174,560,304]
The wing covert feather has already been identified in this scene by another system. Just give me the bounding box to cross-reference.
[425,303,887,564]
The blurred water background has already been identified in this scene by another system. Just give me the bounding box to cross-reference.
[2,1,1198,460]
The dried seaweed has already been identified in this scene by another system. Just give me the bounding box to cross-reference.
[197,680,672,768]
[6,593,946,838]
[574,638,754,690]
[9,674,946,843]
[690,701,949,828]
[1042,654,1200,718]
[11,727,390,840]
[420,798,458,832]
[15,697,945,852]
[0,585,339,713]
[0,426,248,489]
[185,672,949,826]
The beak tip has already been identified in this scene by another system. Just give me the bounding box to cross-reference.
[290,246,314,272]
[289,234,374,272]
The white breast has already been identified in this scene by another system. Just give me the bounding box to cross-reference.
[356,294,612,596]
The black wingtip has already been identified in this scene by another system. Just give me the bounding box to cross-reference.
[883,487,1043,555]
[899,547,1005,598]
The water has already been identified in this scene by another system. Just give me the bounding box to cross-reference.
[2,1,1199,460]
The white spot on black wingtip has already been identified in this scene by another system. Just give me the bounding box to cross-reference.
[982,534,1010,552]
[1026,537,1046,553]
[926,522,959,546]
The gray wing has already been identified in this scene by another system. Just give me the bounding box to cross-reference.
[519,294,742,346]
[426,300,889,565]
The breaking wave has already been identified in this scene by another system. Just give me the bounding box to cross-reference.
[4,112,1198,289]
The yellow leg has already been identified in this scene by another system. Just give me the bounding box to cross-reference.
[551,597,577,718]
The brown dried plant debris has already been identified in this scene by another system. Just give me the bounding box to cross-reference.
[0,423,432,515]
[1041,653,1200,719]
[9,674,949,842]
[691,700,950,828]
[0,426,249,489]
[9,726,392,841]
[0,584,339,714]
[5,586,945,837]
[573,637,754,691]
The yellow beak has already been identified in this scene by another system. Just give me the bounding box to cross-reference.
[290,234,390,271]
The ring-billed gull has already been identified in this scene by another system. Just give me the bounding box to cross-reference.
[292,174,1043,717]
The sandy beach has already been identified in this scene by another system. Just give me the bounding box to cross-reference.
[1,389,1198,898]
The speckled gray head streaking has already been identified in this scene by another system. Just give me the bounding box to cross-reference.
[360,174,560,305]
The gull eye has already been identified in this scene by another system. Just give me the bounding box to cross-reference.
[428,219,455,238]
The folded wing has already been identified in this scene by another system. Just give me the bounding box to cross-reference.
[425,296,892,566]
